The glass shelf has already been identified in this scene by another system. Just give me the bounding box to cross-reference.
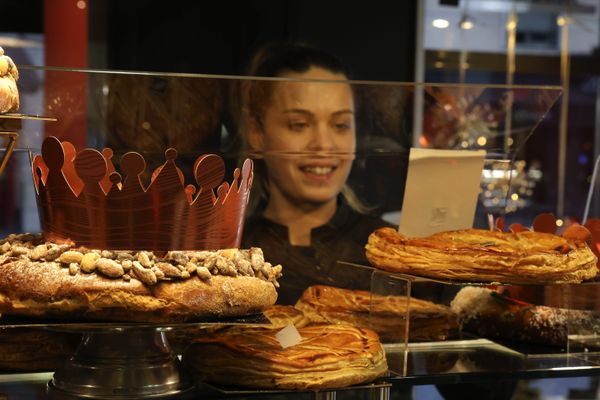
[0,313,269,332]
[386,339,600,385]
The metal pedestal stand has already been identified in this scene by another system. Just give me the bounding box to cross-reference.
[47,328,195,399]
[311,386,390,400]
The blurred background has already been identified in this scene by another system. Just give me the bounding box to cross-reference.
[3,0,600,234]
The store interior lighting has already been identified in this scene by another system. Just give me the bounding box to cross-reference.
[459,15,475,30]
[432,18,450,29]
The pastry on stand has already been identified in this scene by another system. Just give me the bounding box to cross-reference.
[0,136,282,399]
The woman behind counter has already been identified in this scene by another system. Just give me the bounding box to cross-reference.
[236,42,393,305]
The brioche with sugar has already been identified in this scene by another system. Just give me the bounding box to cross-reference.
[295,285,457,342]
[183,324,387,390]
[451,286,600,346]
[0,47,19,113]
[0,233,281,322]
[366,227,598,284]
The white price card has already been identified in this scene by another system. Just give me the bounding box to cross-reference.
[398,148,486,237]
[275,324,303,349]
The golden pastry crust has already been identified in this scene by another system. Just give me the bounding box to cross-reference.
[295,285,457,342]
[183,324,388,390]
[365,227,598,284]
[0,47,19,113]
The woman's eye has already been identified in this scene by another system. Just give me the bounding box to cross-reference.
[333,121,353,132]
[289,121,309,131]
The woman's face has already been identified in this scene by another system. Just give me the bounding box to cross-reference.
[252,67,356,207]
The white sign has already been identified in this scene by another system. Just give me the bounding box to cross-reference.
[275,324,303,349]
[398,148,486,237]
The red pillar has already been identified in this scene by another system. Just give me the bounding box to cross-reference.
[44,0,88,147]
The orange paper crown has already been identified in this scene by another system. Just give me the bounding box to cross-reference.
[31,136,253,250]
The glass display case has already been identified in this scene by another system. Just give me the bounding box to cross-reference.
[370,270,600,384]
[4,66,597,399]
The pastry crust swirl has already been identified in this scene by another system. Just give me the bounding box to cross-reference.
[183,324,387,390]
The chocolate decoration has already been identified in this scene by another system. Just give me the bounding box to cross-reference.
[33,136,253,251]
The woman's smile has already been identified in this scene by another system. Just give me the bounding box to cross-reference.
[299,161,339,183]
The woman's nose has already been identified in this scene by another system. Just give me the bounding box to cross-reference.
[307,124,335,150]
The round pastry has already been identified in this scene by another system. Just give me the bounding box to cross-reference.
[183,324,388,390]
[366,227,598,284]
[295,285,457,342]
[0,233,281,322]
[0,46,19,113]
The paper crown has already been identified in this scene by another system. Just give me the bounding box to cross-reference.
[31,136,253,250]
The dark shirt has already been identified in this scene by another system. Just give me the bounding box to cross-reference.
[242,199,394,305]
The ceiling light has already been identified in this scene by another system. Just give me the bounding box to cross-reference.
[460,19,474,30]
[432,19,450,29]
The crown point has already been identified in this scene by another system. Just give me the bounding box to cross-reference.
[63,141,77,163]
[102,148,114,159]
[185,184,196,202]
[121,152,145,177]
[242,158,252,179]
[41,136,65,170]
[216,182,229,203]
[165,148,177,161]
[109,172,122,185]
[74,149,107,183]
[194,154,224,189]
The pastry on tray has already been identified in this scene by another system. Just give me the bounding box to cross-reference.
[365,227,598,284]
[295,285,457,342]
[0,233,281,322]
[183,323,388,390]
[451,286,600,347]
